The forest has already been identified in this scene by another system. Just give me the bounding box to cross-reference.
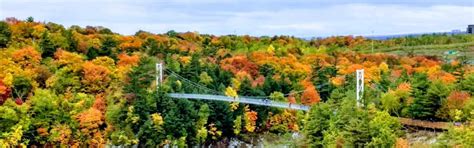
[0,17,473,147]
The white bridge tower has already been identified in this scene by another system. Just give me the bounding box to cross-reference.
[156,63,163,88]
[356,69,364,107]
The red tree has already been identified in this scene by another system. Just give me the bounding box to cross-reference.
[0,79,11,105]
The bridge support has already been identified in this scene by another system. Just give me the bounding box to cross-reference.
[356,69,364,107]
[156,63,163,88]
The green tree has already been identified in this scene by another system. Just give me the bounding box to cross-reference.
[0,99,30,146]
[98,27,113,34]
[311,66,337,101]
[26,16,34,22]
[125,56,157,131]
[100,36,118,58]
[142,37,164,56]
[461,74,474,93]
[40,31,56,58]
[0,21,11,47]
[233,115,242,136]
[163,99,198,145]
[46,67,82,94]
[196,104,210,144]
[124,56,156,95]
[366,104,403,147]
[12,76,33,101]
[408,73,431,119]
[410,79,453,120]
[166,30,178,38]
[207,101,234,140]
[269,91,285,102]
[26,89,77,145]
[437,114,474,147]
[63,30,78,52]
[199,72,213,85]
[380,92,401,115]
[136,113,166,147]
[86,47,99,60]
[305,99,402,147]
[304,101,333,147]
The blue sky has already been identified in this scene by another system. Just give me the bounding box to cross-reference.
[1,0,473,37]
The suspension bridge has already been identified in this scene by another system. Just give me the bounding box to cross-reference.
[157,64,453,130]
[156,63,311,111]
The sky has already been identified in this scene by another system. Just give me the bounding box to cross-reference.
[1,0,474,37]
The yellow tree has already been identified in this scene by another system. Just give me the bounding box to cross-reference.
[53,49,84,72]
[225,87,239,111]
[12,46,41,69]
[244,105,258,132]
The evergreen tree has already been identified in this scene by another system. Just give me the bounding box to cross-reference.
[0,21,11,48]
[26,16,34,22]
[312,66,337,101]
[40,31,56,58]
[124,56,157,131]
[166,30,178,38]
[163,99,198,145]
[461,74,474,93]
[86,47,99,60]
[142,37,164,56]
[63,29,77,52]
[196,104,210,144]
[239,78,265,96]
[180,54,202,88]
[304,101,335,147]
[377,71,391,92]
[12,76,33,101]
[408,73,436,119]
[305,99,402,147]
[207,101,234,139]
[100,36,118,58]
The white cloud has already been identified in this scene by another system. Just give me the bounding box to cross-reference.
[1,0,473,37]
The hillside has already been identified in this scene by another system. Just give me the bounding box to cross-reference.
[0,17,474,147]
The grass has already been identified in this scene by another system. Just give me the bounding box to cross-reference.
[360,42,474,54]
[359,42,474,63]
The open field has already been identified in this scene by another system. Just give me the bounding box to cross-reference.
[359,42,474,63]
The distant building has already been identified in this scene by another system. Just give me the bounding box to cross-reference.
[468,25,474,34]
[452,29,461,34]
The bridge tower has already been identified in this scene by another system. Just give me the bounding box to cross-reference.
[356,69,364,107]
[156,63,163,88]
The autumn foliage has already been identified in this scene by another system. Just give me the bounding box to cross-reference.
[12,46,41,68]
[81,61,111,93]
[220,55,259,78]
[437,91,471,120]
[244,105,258,132]
[117,53,139,67]
[0,79,11,105]
[1,18,474,147]
[76,108,105,146]
[301,80,320,105]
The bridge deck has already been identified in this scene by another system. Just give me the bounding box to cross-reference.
[168,93,310,111]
